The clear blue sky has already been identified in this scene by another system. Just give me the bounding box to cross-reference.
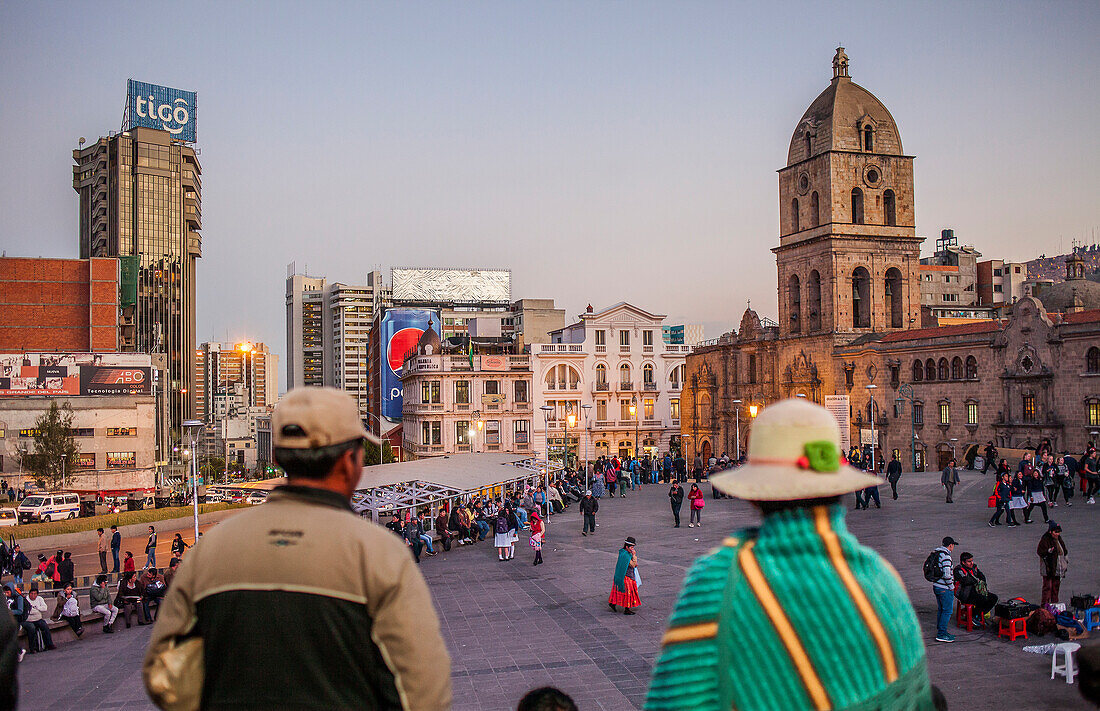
[2,2,1098,372]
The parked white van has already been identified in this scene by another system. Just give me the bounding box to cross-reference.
[16,492,80,523]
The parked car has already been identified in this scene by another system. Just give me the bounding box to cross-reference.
[16,492,80,523]
[0,509,17,527]
[245,492,267,505]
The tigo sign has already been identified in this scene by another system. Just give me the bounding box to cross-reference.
[126,80,197,142]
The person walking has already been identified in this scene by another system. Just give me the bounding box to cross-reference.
[580,491,598,536]
[143,387,452,710]
[110,525,121,573]
[494,508,512,561]
[96,528,109,573]
[989,472,1015,526]
[887,452,902,500]
[1082,450,1099,504]
[89,575,118,633]
[144,526,157,569]
[687,483,704,527]
[982,442,998,474]
[941,459,960,503]
[1023,468,1049,523]
[529,510,544,566]
[608,537,640,615]
[1008,471,1028,524]
[668,481,684,528]
[930,536,958,643]
[10,545,29,586]
[1037,523,1068,605]
[170,533,188,560]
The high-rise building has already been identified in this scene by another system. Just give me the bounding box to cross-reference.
[72,126,202,448]
[194,341,277,423]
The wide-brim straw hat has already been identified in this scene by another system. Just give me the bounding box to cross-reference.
[709,398,882,500]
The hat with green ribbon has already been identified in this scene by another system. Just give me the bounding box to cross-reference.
[709,398,882,500]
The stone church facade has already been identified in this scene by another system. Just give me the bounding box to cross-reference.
[682,49,1100,470]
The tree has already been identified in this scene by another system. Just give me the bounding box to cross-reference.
[21,401,80,489]
[363,440,396,466]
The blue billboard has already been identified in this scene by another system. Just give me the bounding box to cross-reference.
[126,79,197,142]
[380,308,440,421]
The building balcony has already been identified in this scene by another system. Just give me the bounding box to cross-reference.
[643,382,657,391]
[594,420,614,428]
[662,345,692,356]
[593,382,609,393]
[538,343,586,355]
[670,382,682,391]
[619,345,631,354]
[545,382,581,392]
[618,381,634,392]
[643,345,654,354]
[595,345,607,354]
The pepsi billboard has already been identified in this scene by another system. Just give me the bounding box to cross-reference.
[125,79,197,142]
[380,308,439,421]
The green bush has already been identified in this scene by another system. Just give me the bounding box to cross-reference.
[9,503,247,541]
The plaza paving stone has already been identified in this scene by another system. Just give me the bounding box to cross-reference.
[14,469,1097,709]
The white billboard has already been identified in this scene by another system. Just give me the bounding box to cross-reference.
[391,268,510,304]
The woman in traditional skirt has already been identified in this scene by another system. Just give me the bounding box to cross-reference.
[591,463,605,498]
[609,537,640,615]
[1008,471,1028,527]
[529,510,545,565]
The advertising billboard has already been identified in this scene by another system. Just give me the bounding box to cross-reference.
[824,394,851,454]
[0,354,153,397]
[380,308,440,421]
[391,268,510,304]
[125,79,197,142]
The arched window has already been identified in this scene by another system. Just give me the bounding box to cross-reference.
[884,267,904,328]
[788,273,802,334]
[807,270,822,331]
[642,363,655,385]
[595,363,608,386]
[619,363,631,387]
[791,198,800,233]
[938,358,949,381]
[805,133,812,158]
[884,189,896,226]
[912,360,924,382]
[851,188,864,224]
[669,364,684,389]
[925,359,936,381]
[810,191,820,227]
[951,357,963,380]
[852,267,870,328]
[863,126,874,151]
[965,356,978,379]
[1088,347,1100,374]
[545,364,581,390]
[697,392,712,428]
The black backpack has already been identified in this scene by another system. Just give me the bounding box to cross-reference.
[495,515,508,535]
[922,550,943,583]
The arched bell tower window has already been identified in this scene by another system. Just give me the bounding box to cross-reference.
[788,274,802,334]
[791,198,800,233]
[863,126,874,151]
[851,188,865,224]
[807,270,822,331]
[852,267,870,328]
[885,267,903,328]
[884,189,896,226]
[810,191,820,227]
[805,132,812,159]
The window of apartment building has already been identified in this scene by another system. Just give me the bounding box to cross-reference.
[485,421,500,445]
[1088,399,1100,427]
[994,284,1003,293]
[484,380,500,396]
[1014,267,1021,274]
[595,330,606,346]
[513,380,529,403]
[619,363,631,385]
[993,268,1002,276]
[643,330,653,346]
[642,363,655,385]
[596,400,607,421]
[77,453,96,469]
[106,452,136,468]
[912,402,924,425]
[514,419,529,444]
[107,427,137,437]
[941,294,959,302]
[1022,394,1036,422]
[421,421,441,445]
[620,399,632,420]
[967,403,978,425]
[595,363,608,385]
[455,422,470,445]
[644,398,654,420]
[455,380,470,404]
[670,398,680,420]
[619,330,630,347]
[939,402,950,425]
[421,381,441,404]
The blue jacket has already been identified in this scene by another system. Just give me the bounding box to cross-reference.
[4,583,24,620]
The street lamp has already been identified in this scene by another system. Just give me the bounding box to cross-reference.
[566,412,576,472]
[629,397,638,462]
[539,405,554,519]
[865,384,878,473]
[183,420,204,544]
[581,403,592,490]
[60,453,67,490]
[748,404,759,418]
[895,383,917,471]
[732,399,742,461]
[949,437,958,460]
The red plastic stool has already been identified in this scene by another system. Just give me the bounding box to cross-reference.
[956,603,979,631]
[998,616,1028,641]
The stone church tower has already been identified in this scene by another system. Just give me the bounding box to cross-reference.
[774,48,922,340]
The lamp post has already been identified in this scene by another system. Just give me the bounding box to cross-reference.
[865,384,878,473]
[630,396,638,462]
[895,383,917,472]
[566,412,576,472]
[539,405,554,519]
[183,420,204,543]
[60,454,67,490]
[732,399,742,461]
[581,403,592,490]
[949,437,958,460]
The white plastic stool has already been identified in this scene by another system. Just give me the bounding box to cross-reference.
[1051,642,1081,684]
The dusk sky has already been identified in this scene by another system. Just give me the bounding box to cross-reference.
[3,2,1098,387]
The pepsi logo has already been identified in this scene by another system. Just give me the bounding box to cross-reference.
[387,328,423,375]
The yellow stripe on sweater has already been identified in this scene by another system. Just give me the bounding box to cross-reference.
[661,621,720,646]
[739,542,831,711]
[812,506,898,682]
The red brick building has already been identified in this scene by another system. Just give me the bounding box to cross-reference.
[0,257,119,352]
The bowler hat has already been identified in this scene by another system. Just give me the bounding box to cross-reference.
[709,398,882,500]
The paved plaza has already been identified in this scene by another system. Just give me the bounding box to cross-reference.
[14,469,1098,710]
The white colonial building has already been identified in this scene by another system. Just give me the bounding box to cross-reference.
[532,303,690,464]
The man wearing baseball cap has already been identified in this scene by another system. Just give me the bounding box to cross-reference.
[144,387,451,710]
[645,398,936,711]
